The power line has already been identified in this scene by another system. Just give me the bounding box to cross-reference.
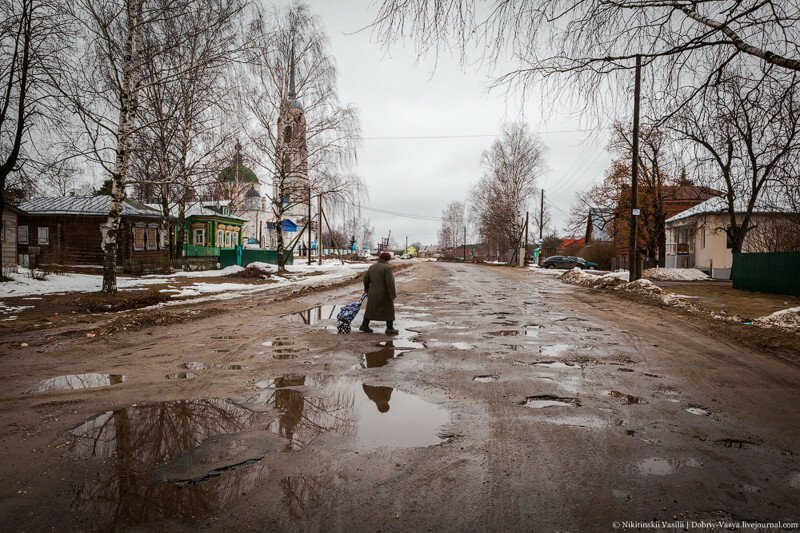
[347,202,441,221]
[362,128,594,141]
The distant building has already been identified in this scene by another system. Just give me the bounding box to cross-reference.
[584,207,613,244]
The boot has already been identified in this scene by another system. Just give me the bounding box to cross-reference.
[359,320,373,333]
[385,321,399,335]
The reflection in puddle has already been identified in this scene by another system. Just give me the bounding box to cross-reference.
[165,373,196,380]
[486,329,541,337]
[255,374,322,390]
[523,395,581,408]
[37,373,128,393]
[179,362,244,370]
[540,344,571,357]
[362,343,406,368]
[283,305,342,325]
[685,406,709,416]
[637,457,701,476]
[69,378,449,529]
[473,375,499,383]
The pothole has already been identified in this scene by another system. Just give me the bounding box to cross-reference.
[166,373,196,380]
[179,362,245,370]
[522,395,581,408]
[608,390,641,405]
[514,360,581,369]
[36,373,128,393]
[473,375,499,383]
[685,405,709,416]
[715,438,759,449]
[636,457,701,476]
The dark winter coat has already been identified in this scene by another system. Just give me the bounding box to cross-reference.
[363,259,396,321]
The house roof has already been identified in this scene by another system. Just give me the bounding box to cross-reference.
[666,195,789,224]
[145,202,247,222]
[560,237,585,248]
[19,196,162,218]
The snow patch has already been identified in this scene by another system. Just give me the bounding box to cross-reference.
[755,306,800,333]
[643,268,710,281]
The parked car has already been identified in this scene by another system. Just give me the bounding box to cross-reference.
[542,256,597,270]
[400,254,412,260]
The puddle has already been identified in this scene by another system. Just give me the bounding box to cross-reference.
[540,344,572,357]
[452,342,473,350]
[273,348,302,360]
[255,374,322,389]
[283,304,342,325]
[379,337,424,350]
[685,406,709,416]
[715,438,759,449]
[637,457,701,476]
[486,329,541,338]
[362,343,407,368]
[618,368,634,372]
[609,390,641,405]
[68,379,448,528]
[37,373,128,393]
[522,395,581,408]
[165,373,196,380]
[473,375,499,383]
[179,362,245,370]
[526,360,581,370]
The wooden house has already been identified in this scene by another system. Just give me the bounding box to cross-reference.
[147,201,246,257]
[17,196,171,267]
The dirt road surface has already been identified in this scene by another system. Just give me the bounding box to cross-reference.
[1,262,799,531]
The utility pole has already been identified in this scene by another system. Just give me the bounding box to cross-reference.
[539,189,544,240]
[524,212,529,266]
[463,226,466,261]
[405,235,408,255]
[629,55,642,282]
[307,187,312,265]
[318,193,323,266]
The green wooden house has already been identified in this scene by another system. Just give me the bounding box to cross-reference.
[148,202,246,257]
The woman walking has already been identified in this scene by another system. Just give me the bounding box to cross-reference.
[359,252,398,335]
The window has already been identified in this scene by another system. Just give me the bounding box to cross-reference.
[0,220,5,242]
[222,206,229,216]
[37,226,49,245]
[18,225,28,245]
[700,227,706,249]
[217,229,225,247]
[133,226,145,251]
[225,231,232,248]
[193,228,205,246]
[146,227,157,250]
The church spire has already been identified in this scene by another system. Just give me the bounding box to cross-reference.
[288,38,296,101]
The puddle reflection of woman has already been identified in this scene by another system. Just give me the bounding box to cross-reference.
[362,384,394,413]
[359,252,399,335]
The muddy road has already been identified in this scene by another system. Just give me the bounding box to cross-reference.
[1,262,799,531]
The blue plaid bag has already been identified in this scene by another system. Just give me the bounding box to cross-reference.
[336,294,368,334]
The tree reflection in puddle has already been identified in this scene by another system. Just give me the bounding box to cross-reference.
[68,379,448,528]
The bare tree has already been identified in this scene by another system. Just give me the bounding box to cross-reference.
[246,2,364,272]
[672,65,800,255]
[374,1,800,113]
[0,0,69,269]
[129,0,245,257]
[438,200,465,256]
[469,122,546,261]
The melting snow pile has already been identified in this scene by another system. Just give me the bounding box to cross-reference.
[560,268,629,289]
[755,307,800,333]
[643,268,709,281]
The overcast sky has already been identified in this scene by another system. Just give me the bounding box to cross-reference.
[308,0,616,246]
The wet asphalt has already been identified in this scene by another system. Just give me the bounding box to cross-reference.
[0,261,799,531]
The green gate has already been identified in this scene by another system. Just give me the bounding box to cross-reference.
[732,252,800,296]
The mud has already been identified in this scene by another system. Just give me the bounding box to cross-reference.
[35,373,128,392]
[1,262,800,531]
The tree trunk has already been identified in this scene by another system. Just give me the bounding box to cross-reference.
[276,223,285,272]
[101,0,143,293]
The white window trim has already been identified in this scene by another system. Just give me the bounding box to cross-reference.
[38,226,50,245]
[18,225,28,245]
[193,228,205,246]
[146,227,158,250]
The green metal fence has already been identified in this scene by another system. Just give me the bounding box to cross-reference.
[183,244,220,257]
[732,252,800,296]
[219,247,294,268]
